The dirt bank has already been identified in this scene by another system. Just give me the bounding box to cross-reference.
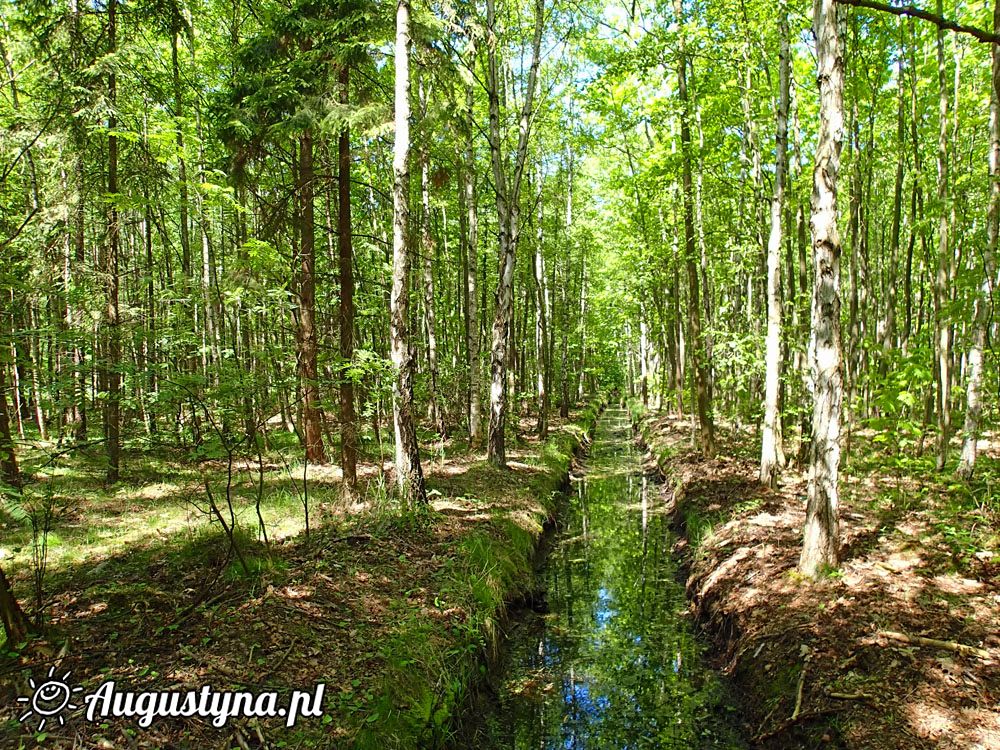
[634,407,1000,750]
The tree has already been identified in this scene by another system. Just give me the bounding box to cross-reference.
[800,0,845,577]
[0,353,19,487]
[0,563,29,645]
[931,0,952,472]
[464,80,482,446]
[102,0,122,484]
[534,172,550,438]
[0,350,27,644]
[390,0,425,502]
[760,1,791,488]
[298,124,327,465]
[418,78,445,438]
[485,0,545,468]
[957,0,1000,479]
[674,0,715,458]
[339,63,359,488]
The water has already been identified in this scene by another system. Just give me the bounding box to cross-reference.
[464,409,744,749]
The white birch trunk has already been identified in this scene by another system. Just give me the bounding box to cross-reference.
[800,0,844,577]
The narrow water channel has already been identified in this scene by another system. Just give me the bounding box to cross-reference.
[465,409,744,749]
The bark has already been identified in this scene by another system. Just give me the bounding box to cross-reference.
[534,175,550,438]
[885,19,906,364]
[0,359,20,487]
[464,85,482,446]
[103,0,121,484]
[298,128,326,464]
[172,23,191,278]
[0,564,29,645]
[390,0,426,502]
[418,80,445,437]
[27,307,47,441]
[72,144,87,440]
[577,253,587,400]
[143,194,157,436]
[760,2,790,488]
[190,19,222,377]
[957,0,1000,478]
[797,202,811,462]
[339,65,358,487]
[675,0,715,457]
[486,0,544,467]
[559,262,570,419]
[800,0,844,577]
[639,312,650,407]
[565,143,577,415]
[933,0,952,471]
[903,24,922,353]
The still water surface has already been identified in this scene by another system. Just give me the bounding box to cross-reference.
[467,409,744,749]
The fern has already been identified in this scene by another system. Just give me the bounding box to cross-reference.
[0,485,29,526]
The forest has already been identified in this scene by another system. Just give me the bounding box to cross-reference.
[0,0,999,746]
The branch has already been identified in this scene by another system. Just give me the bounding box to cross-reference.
[879,630,991,659]
[835,0,1000,45]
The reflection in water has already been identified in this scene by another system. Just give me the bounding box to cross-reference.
[469,410,743,749]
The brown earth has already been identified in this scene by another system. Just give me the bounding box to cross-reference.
[637,412,1000,750]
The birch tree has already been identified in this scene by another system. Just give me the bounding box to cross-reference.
[485,0,545,467]
[760,1,791,488]
[390,0,425,501]
[957,0,1000,479]
[800,0,845,577]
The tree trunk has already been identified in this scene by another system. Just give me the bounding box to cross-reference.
[674,0,715,457]
[486,0,544,468]
[339,64,358,487]
[639,312,650,407]
[932,0,952,471]
[0,564,29,645]
[800,0,844,578]
[957,0,1000,478]
[797,201,811,462]
[534,175,550,438]
[0,358,20,487]
[27,307,47,441]
[577,252,587,401]
[464,84,482,446]
[73,145,88,441]
[103,0,121,484]
[884,19,906,367]
[418,80,445,437]
[760,1,790,488]
[298,128,326,464]
[559,257,571,418]
[390,0,425,502]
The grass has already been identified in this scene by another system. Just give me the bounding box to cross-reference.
[1,401,606,749]
[348,403,604,749]
[0,447,347,578]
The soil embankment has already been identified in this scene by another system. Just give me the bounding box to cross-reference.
[634,407,1000,750]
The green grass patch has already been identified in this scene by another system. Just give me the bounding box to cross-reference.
[350,398,605,749]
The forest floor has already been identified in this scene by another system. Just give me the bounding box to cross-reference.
[0,405,599,750]
[636,408,1000,750]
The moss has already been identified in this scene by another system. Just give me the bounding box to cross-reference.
[352,398,605,749]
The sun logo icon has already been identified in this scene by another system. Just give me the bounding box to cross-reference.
[16,667,84,731]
